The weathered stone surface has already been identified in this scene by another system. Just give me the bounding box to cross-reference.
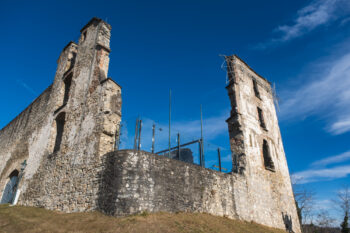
[225,55,301,232]
[0,18,300,233]
[0,17,121,212]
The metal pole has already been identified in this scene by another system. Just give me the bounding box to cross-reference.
[156,139,201,154]
[177,133,180,160]
[169,89,171,157]
[138,119,142,151]
[152,123,155,153]
[217,148,222,172]
[200,105,204,167]
[133,117,139,150]
[199,140,202,166]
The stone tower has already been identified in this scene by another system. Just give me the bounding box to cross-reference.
[225,55,300,232]
[0,18,122,211]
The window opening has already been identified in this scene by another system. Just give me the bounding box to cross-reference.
[63,75,72,105]
[54,112,66,152]
[0,170,19,204]
[253,79,260,98]
[263,140,275,171]
[257,107,266,129]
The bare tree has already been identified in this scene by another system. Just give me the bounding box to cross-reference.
[293,180,316,225]
[335,186,350,233]
[316,209,336,229]
[336,186,350,215]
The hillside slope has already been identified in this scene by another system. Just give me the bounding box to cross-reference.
[0,205,286,233]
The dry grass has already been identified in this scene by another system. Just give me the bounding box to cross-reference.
[0,204,285,233]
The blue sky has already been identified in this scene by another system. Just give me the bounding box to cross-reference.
[1,0,350,224]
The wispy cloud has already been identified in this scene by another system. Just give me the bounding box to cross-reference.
[292,150,350,184]
[292,165,350,184]
[279,49,350,135]
[256,0,350,49]
[276,0,338,42]
[16,79,37,96]
[311,151,350,167]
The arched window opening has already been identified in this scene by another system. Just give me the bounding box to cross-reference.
[63,74,72,105]
[0,170,19,204]
[263,140,275,171]
[54,112,66,152]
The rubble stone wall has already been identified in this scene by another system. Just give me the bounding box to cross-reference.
[226,55,301,232]
[0,18,122,212]
[97,149,300,232]
[0,18,300,233]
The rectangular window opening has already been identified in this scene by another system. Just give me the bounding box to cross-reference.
[253,79,260,98]
[263,139,275,171]
[63,75,72,105]
[257,107,266,129]
[54,112,65,153]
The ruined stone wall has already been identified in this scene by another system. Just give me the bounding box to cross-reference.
[0,18,122,212]
[97,150,238,217]
[96,147,299,232]
[0,86,53,196]
[226,55,301,232]
[0,18,299,233]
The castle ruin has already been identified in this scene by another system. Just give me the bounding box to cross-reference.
[0,18,300,232]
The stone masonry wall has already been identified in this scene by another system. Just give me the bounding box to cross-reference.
[96,149,299,232]
[97,150,238,218]
[0,18,122,212]
[0,86,53,196]
[226,55,301,233]
[0,18,300,233]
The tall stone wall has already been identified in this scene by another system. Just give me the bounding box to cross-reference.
[0,86,53,195]
[0,18,122,212]
[0,18,300,233]
[226,55,300,232]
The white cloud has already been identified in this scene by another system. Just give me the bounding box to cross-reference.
[276,0,337,42]
[256,0,350,48]
[329,118,350,135]
[292,150,350,184]
[279,50,350,135]
[292,165,350,184]
[311,151,350,167]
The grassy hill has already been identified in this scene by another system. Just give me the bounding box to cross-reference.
[0,204,286,233]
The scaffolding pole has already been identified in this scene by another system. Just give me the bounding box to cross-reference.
[169,89,171,157]
[152,123,155,153]
[217,148,222,172]
[200,105,204,167]
[177,133,180,160]
[137,119,142,151]
[133,117,139,150]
